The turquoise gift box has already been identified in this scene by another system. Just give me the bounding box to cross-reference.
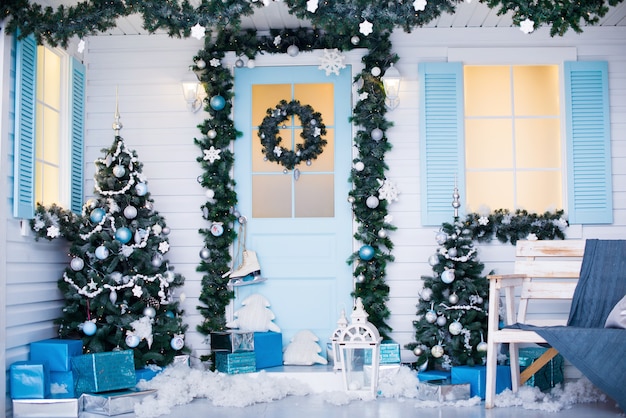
[451,365,512,399]
[49,370,76,398]
[253,331,283,370]
[10,361,50,399]
[30,339,83,372]
[72,350,136,394]
[364,340,401,365]
[215,351,256,374]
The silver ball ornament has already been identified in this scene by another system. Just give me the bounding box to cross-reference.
[151,254,163,267]
[366,195,380,209]
[477,341,488,352]
[428,254,439,266]
[207,129,217,139]
[425,310,437,323]
[449,293,459,304]
[125,334,140,348]
[70,257,84,271]
[356,274,365,283]
[199,248,211,260]
[123,205,137,219]
[287,45,300,57]
[354,161,365,171]
[413,346,423,356]
[431,344,444,358]
[448,247,458,258]
[435,231,448,245]
[421,288,433,302]
[95,245,109,260]
[377,229,387,238]
[449,321,463,335]
[371,66,381,77]
[143,306,156,318]
[170,336,185,351]
[247,60,256,69]
[441,269,456,284]
[370,128,384,141]
[113,165,126,178]
[436,315,447,326]
[196,59,206,69]
[351,36,360,45]
[235,58,244,68]
[162,226,170,235]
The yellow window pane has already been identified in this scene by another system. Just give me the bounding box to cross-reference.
[35,163,60,207]
[252,84,292,126]
[464,66,511,117]
[516,171,562,212]
[43,48,62,110]
[294,83,335,125]
[465,119,513,169]
[36,46,45,100]
[515,119,561,169]
[513,65,559,116]
[466,171,514,212]
[295,174,334,217]
[36,103,45,159]
[298,128,334,172]
[252,175,292,218]
[42,106,61,164]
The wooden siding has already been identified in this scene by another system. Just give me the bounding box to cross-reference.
[2,24,626,412]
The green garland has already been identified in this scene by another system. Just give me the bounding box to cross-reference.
[2,0,622,47]
[258,99,327,171]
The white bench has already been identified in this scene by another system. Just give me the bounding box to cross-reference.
[484,239,586,408]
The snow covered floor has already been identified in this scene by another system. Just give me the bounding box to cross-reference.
[80,363,624,418]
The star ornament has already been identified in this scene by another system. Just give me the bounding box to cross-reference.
[159,241,170,254]
[190,23,206,40]
[273,146,283,157]
[203,146,222,163]
[413,0,427,11]
[520,18,535,34]
[359,19,373,36]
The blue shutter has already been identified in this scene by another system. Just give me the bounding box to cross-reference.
[565,61,612,224]
[419,62,465,226]
[13,35,37,219]
[69,57,85,214]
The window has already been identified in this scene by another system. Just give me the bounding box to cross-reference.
[13,35,85,218]
[419,61,611,226]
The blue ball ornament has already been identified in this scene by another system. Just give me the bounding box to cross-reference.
[90,208,106,223]
[135,183,148,196]
[209,95,226,110]
[82,321,97,336]
[359,245,375,261]
[114,227,132,244]
[95,245,109,260]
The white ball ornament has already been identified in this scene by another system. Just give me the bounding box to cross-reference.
[347,196,355,204]
[247,60,256,69]
[135,182,148,196]
[366,195,380,209]
[436,315,447,326]
[421,288,433,302]
[377,229,387,239]
[477,341,488,352]
[425,310,437,323]
[112,165,126,178]
[70,257,84,271]
[449,293,459,304]
[126,334,140,348]
[95,245,109,260]
[123,205,137,219]
[413,346,424,356]
[162,226,170,235]
[170,336,185,350]
[195,59,206,69]
[356,274,365,283]
[206,189,215,199]
[431,344,444,358]
[354,161,365,172]
[449,321,463,335]
[441,269,456,284]
[287,44,300,57]
[371,66,381,77]
[370,128,384,141]
[448,247,458,258]
[151,254,163,267]
[143,306,156,318]
[428,254,439,266]
[435,231,448,245]
[199,248,211,260]
[351,35,360,45]
[207,129,217,139]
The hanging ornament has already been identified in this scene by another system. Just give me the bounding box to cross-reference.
[210,222,224,237]
[90,208,106,223]
[287,44,300,57]
[70,257,84,271]
[413,346,423,356]
[435,231,448,245]
[195,59,206,69]
[114,227,132,244]
[428,254,439,266]
[425,309,437,323]
[143,306,156,318]
[123,205,137,219]
[477,341,488,352]
[209,95,226,111]
[448,247,458,258]
[449,293,459,304]
[358,245,375,261]
[247,60,256,69]
[370,66,381,77]
[151,254,163,267]
[207,129,217,139]
[370,128,383,141]
[235,58,244,68]
[205,189,215,199]
[431,344,444,358]
[441,269,455,284]
[366,195,380,209]
[109,290,118,304]
[82,321,97,336]
[353,161,365,172]
[170,336,185,350]
[436,315,447,326]
[135,183,148,196]
[199,248,211,260]
[421,288,433,302]
[112,165,125,178]
[377,229,387,239]
[449,321,463,335]
[162,226,170,235]
[95,245,109,260]
[351,35,360,45]
[125,334,140,348]
[355,274,365,283]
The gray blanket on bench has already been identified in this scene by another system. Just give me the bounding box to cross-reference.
[517,239,626,412]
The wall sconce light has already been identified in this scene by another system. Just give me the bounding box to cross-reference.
[182,69,203,112]
[381,63,401,110]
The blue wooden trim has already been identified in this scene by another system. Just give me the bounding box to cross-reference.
[69,57,86,214]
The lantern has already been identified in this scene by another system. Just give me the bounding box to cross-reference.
[338,297,382,396]
[330,309,349,370]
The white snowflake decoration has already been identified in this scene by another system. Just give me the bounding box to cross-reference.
[77,39,85,53]
[319,49,346,76]
[273,146,283,157]
[190,23,206,40]
[478,216,489,226]
[359,19,373,36]
[359,92,369,101]
[47,225,61,238]
[520,18,535,34]
[273,35,282,47]
[307,0,319,13]
[209,58,221,67]
[203,146,222,163]
[159,241,170,253]
[378,179,399,203]
[413,0,427,11]
[133,285,144,298]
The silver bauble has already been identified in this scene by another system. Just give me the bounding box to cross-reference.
[370,127,384,141]
[113,165,126,178]
[449,293,459,304]
[162,226,170,235]
[143,306,156,318]
[421,288,433,302]
[123,205,137,219]
[377,229,387,238]
[356,274,365,283]
[436,315,447,326]
[287,44,300,57]
[351,35,360,45]
[70,257,84,271]
[354,161,365,171]
[449,321,463,335]
[235,58,244,68]
[448,247,458,258]
[371,66,381,77]
[413,346,423,356]
[425,310,437,323]
[477,341,488,352]
[428,254,439,266]
[366,195,380,209]
[435,231,448,245]
[431,344,444,358]
[196,59,206,69]
[441,269,455,284]
[199,248,211,260]
[151,254,163,267]
[207,129,217,139]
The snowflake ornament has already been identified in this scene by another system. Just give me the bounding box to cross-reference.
[319,49,346,76]
[77,39,85,53]
[190,23,206,40]
[209,58,221,67]
[158,241,170,253]
[413,0,427,11]
[478,216,489,226]
[132,285,144,298]
[47,225,61,238]
[307,0,319,13]
[273,146,283,157]
[203,146,222,163]
[359,92,369,101]
[273,35,282,47]
[520,18,535,34]
[359,19,373,36]
[378,178,399,203]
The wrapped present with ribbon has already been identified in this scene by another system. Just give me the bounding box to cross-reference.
[72,350,136,394]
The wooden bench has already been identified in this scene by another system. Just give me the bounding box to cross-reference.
[484,239,586,408]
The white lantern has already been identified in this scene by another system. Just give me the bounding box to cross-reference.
[338,298,382,396]
[330,309,349,370]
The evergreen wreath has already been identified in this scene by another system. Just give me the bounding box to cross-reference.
[258,99,327,171]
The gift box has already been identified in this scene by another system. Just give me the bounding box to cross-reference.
[50,371,76,398]
[215,351,256,374]
[417,379,471,402]
[10,361,50,399]
[135,366,162,383]
[82,388,157,416]
[211,330,255,352]
[451,365,512,399]
[12,398,80,417]
[515,347,564,391]
[30,339,83,372]
[72,350,136,394]
[417,370,451,382]
[364,340,401,365]
[253,331,283,369]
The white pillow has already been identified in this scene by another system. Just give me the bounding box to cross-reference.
[605,294,626,329]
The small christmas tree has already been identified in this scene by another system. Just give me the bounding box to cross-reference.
[407,187,489,369]
[34,107,188,368]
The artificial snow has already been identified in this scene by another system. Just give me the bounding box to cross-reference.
[134,363,610,417]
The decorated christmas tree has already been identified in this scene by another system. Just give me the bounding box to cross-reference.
[32,107,188,368]
[407,187,489,370]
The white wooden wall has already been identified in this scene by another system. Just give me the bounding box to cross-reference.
[2,23,626,412]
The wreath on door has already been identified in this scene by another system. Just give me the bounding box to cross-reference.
[258,99,327,171]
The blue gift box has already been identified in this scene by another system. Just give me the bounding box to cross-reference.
[364,340,401,365]
[515,347,565,391]
[135,366,162,383]
[49,370,76,398]
[215,351,256,374]
[72,350,136,394]
[451,365,512,399]
[417,370,451,382]
[30,339,83,372]
[253,332,283,370]
[10,361,50,399]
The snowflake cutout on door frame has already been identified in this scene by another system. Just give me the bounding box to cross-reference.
[319,49,346,76]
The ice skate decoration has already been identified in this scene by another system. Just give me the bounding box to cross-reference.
[226,293,281,332]
[283,330,328,366]
[226,216,266,286]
